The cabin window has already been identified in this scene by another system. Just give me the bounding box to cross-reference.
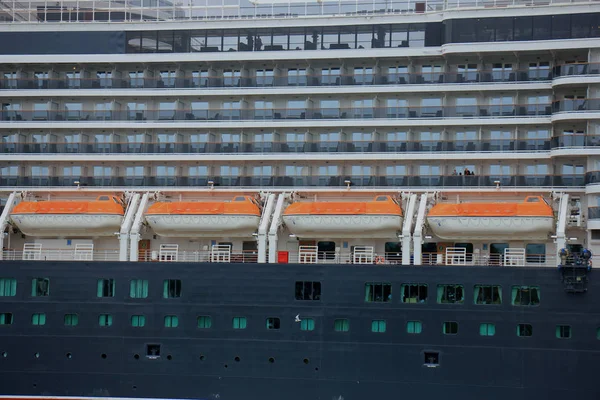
[526,244,546,263]
[511,286,540,306]
[233,317,247,329]
[443,321,458,335]
[64,314,78,326]
[300,318,315,331]
[163,279,182,298]
[517,323,533,337]
[0,278,16,297]
[197,316,212,329]
[317,241,336,260]
[401,284,428,303]
[0,313,13,325]
[164,315,179,328]
[474,285,502,305]
[364,282,392,302]
[334,319,349,332]
[146,344,161,358]
[556,325,571,339]
[31,313,46,325]
[295,281,321,300]
[437,284,464,304]
[384,242,402,262]
[31,278,49,297]
[97,279,115,298]
[407,321,422,334]
[99,314,113,327]
[371,320,387,333]
[597,328,600,340]
[424,352,439,366]
[266,317,280,330]
[130,279,149,298]
[131,315,146,327]
[480,323,496,336]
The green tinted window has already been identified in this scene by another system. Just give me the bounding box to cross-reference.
[479,323,495,336]
[371,319,386,333]
[164,315,179,328]
[131,315,146,327]
[64,313,78,326]
[407,321,422,334]
[31,313,46,326]
[300,318,315,331]
[334,319,349,332]
[129,279,149,298]
[233,317,247,329]
[0,278,17,296]
[197,316,212,329]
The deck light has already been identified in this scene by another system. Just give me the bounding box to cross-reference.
[344,180,351,189]
[207,180,214,190]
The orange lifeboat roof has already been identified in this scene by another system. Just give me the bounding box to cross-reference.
[283,195,402,216]
[11,195,125,215]
[428,196,554,217]
[146,196,261,216]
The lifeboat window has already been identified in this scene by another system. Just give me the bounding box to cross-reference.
[442,321,458,335]
[371,320,386,333]
[0,313,13,325]
[233,317,247,330]
[525,244,546,264]
[375,196,388,202]
[97,279,115,298]
[98,314,113,327]
[164,315,179,328]
[384,242,402,263]
[295,281,321,301]
[129,279,149,299]
[474,285,502,305]
[436,284,464,304]
[401,284,428,303]
[163,279,182,299]
[64,314,78,327]
[233,196,246,202]
[97,195,110,201]
[266,317,281,330]
[556,325,571,339]
[0,278,17,296]
[511,286,540,306]
[407,321,422,334]
[525,196,540,203]
[317,241,336,260]
[197,316,212,329]
[517,324,533,337]
[131,315,146,327]
[364,282,392,303]
[334,319,349,332]
[31,278,50,297]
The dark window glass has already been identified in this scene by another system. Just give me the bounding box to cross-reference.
[517,323,533,337]
[572,14,592,38]
[532,16,552,40]
[495,18,513,41]
[552,15,571,39]
[511,286,540,306]
[514,17,533,40]
[477,19,495,42]
[295,281,321,300]
[454,20,476,42]
[364,282,392,302]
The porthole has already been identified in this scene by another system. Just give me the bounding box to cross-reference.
[315,367,319,371]
[101,353,107,359]
[132,385,137,390]
[1,351,7,358]
[134,354,140,360]
[66,352,72,359]
[199,354,206,361]
[34,352,40,359]
[303,358,309,364]
[268,357,275,363]
[224,364,228,368]
[234,356,240,362]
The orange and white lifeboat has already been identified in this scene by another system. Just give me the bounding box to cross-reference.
[10,195,125,237]
[145,196,261,237]
[426,196,554,240]
[282,195,403,238]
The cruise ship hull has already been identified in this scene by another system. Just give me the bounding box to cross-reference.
[0,261,597,400]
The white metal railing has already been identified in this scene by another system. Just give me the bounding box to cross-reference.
[353,245,374,264]
[74,243,94,260]
[445,247,467,265]
[210,244,231,263]
[504,248,526,267]
[159,244,179,262]
[0,0,589,24]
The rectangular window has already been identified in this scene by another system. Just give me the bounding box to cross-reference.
[371,319,386,333]
[443,321,458,335]
[517,323,533,337]
[233,316,247,329]
[424,351,439,366]
[197,316,212,329]
[294,281,321,300]
[163,279,182,298]
[131,315,146,327]
[556,325,571,339]
[364,282,392,302]
[0,278,16,296]
[407,321,422,334]
[300,318,315,331]
[474,285,502,305]
[479,323,496,336]
[0,312,13,325]
[129,279,149,298]
[401,283,428,303]
[97,279,115,297]
[437,284,464,304]
[31,278,49,297]
[31,313,46,326]
[334,318,349,332]
[511,286,540,306]
[64,314,78,326]
[99,314,113,327]
[164,315,179,328]
[266,317,280,330]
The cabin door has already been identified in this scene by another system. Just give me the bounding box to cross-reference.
[139,239,151,261]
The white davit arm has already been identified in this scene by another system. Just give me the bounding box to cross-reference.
[401,194,417,266]
[257,193,276,263]
[268,193,287,263]
[0,191,18,260]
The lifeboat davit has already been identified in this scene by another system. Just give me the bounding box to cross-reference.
[282,195,403,238]
[10,195,125,237]
[426,196,554,240]
[145,196,261,237]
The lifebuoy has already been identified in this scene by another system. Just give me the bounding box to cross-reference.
[375,256,385,265]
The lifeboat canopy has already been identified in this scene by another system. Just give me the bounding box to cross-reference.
[427,196,554,240]
[145,196,261,237]
[282,195,403,238]
[10,195,125,237]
